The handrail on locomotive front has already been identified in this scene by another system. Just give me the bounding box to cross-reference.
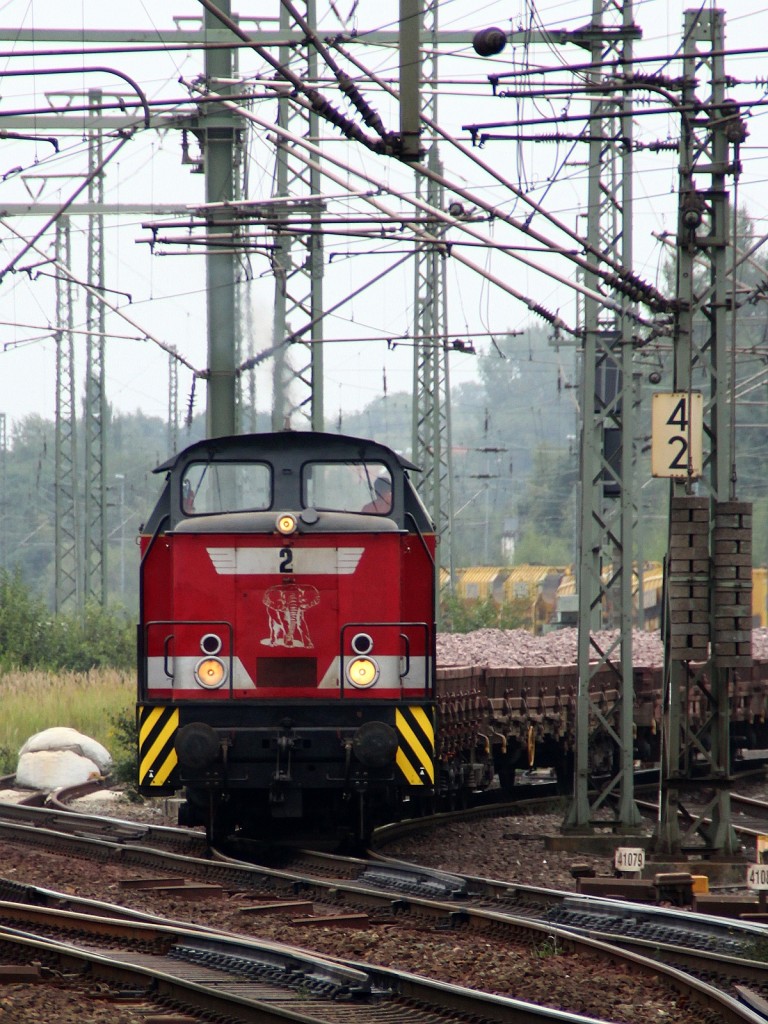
[140,620,234,699]
[339,621,434,699]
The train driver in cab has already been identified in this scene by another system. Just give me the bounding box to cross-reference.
[362,474,392,514]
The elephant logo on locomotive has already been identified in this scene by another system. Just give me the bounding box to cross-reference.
[261,583,320,648]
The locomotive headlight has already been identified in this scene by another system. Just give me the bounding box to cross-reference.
[200,633,222,655]
[276,512,298,535]
[195,656,227,689]
[346,656,379,688]
[351,632,374,655]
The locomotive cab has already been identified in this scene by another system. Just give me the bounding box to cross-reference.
[137,431,437,844]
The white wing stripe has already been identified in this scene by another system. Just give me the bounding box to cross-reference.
[207,548,238,572]
[337,548,365,573]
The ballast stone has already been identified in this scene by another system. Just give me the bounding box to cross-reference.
[15,727,112,791]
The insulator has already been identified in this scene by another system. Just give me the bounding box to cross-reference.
[473,27,507,57]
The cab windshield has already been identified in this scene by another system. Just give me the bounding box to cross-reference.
[181,461,272,514]
[303,461,392,514]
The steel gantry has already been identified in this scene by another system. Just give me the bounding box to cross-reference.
[564,0,644,833]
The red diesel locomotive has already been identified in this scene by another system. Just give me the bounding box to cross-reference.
[137,431,438,842]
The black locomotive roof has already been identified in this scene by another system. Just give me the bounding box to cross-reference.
[154,431,420,474]
[142,429,433,536]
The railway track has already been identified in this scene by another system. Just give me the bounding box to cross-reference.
[0,797,763,1023]
[0,866,758,1024]
[0,899,617,1024]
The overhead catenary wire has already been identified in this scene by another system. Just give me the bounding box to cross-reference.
[0,33,765,69]
[2,4,767,424]
[162,4,665,310]
[0,217,202,376]
[183,83,575,334]
[185,80,668,336]
[329,36,669,311]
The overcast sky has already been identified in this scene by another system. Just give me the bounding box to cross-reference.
[0,1,765,439]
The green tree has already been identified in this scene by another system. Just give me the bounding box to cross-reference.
[516,445,578,547]
[0,570,133,672]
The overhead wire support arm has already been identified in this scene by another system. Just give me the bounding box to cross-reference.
[184,82,667,338]
[0,129,59,151]
[0,131,134,284]
[196,0,398,156]
[186,84,581,335]
[0,219,202,377]
[330,37,668,315]
[276,105,659,319]
[0,65,151,129]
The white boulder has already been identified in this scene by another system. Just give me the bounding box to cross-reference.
[19,727,112,774]
[15,727,113,792]
[16,749,103,791]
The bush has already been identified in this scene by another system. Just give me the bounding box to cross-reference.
[0,570,53,670]
[0,746,15,776]
[440,593,531,633]
[48,603,135,672]
[0,570,134,672]
[109,708,138,792]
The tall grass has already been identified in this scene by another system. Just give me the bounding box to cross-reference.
[0,668,134,775]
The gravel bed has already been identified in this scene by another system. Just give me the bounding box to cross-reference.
[436,625,768,667]
[8,614,768,1022]
[0,795,728,1024]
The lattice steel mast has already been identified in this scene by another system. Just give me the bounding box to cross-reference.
[565,0,643,832]
[54,219,79,612]
[83,89,107,606]
[406,0,454,579]
[271,0,324,431]
[655,8,750,856]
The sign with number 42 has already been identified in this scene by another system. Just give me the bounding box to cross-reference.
[651,392,703,479]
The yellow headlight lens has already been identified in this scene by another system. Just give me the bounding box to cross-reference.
[195,657,227,689]
[346,656,379,689]
[276,513,298,535]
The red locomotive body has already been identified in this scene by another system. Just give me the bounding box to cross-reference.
[137,431,437,842]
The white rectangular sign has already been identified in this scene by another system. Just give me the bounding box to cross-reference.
[747,863,768,890]
[651,392,703,479]
[614,847,645,872]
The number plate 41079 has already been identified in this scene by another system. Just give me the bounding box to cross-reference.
[614,847,645,872]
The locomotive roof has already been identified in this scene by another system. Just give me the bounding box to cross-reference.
[154,430,420,474]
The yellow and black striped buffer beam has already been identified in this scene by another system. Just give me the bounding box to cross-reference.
[138,706,179,789]
[395,706,435,785]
